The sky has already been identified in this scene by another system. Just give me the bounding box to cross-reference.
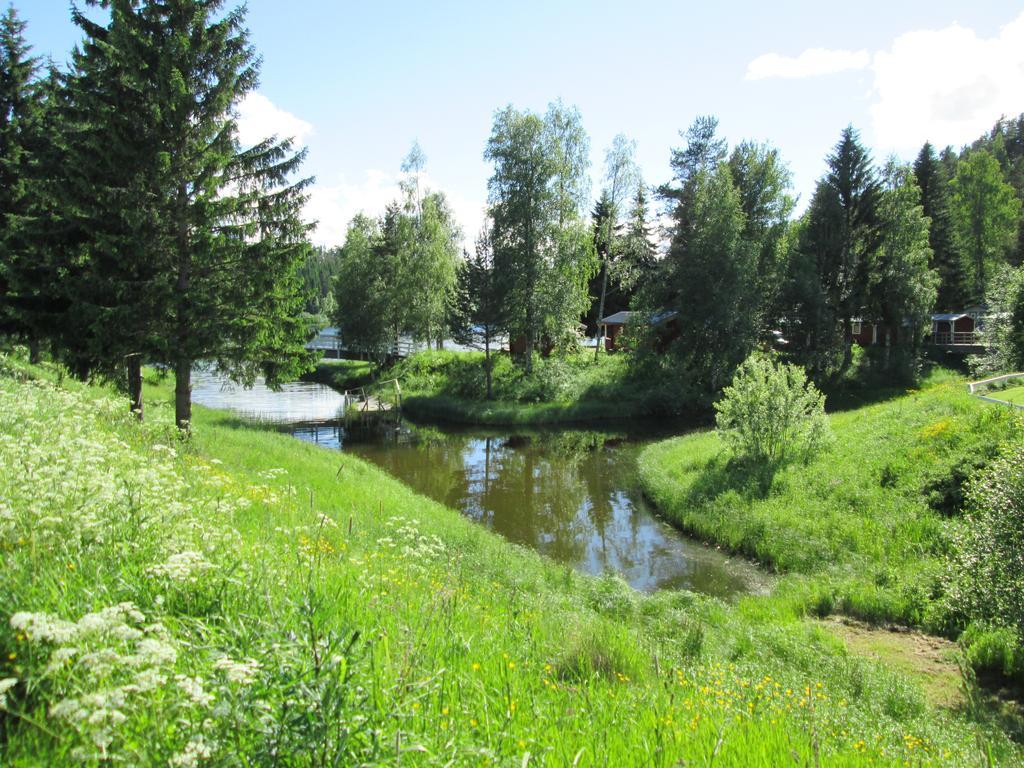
[17,1,1024,248]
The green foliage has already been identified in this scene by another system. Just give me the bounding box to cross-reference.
[951,149,1021,304]
[944,440,1024,662]
[788,125,882,381]
[56,0,316,425]
[0,7,49,349]
[714,352,831,469]
[332,214,395,357]
[641,371,1022,635]
[971,264,1024,376]
[2,362,1021,765]
[914,142,966,310]
[485,102,597,371]
[867,160,938,378]
[332,148,462,358]
[645,118,794,393]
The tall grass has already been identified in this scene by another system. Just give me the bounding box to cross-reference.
[638,369,1023,649]
[0,353,1019,764]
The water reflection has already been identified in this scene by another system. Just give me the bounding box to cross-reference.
[191,370,347,423]
[341,425,769,598]
[192,372,769,599]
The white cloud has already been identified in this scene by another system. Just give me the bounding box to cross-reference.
[304,171,485,251]
[869,13,1024,151]
[236,92,313,148]
[745,48,870,80]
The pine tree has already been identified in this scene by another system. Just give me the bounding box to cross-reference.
[795,125,882,379]
[65,0,315,427]
[0,5,44,358]
[914,142,965,310]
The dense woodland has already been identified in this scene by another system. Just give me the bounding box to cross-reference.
[3,3,1024,419]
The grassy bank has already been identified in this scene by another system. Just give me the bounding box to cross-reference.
[638,369,1024,679]
[1,353,1021,764]
[386,349,682,426]
[300,358,376,392]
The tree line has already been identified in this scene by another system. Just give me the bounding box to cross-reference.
[5,1,1024,421]
[331,105,1024,396]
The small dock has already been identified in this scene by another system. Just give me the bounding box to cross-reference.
[343,379,402,426]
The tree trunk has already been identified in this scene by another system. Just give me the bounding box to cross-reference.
[174,356,192,430]
[174,183,192,431]
[28,338,40,365]
[484,336,493,400]
[127,354,143,421]
[594,263,609,361]
[834,317,855,382]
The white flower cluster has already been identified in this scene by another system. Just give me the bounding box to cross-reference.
[0,677,16,709]
[380,516,447,567]
[147,551,216,584]
[0,376,363,764]
[212,656,262,686]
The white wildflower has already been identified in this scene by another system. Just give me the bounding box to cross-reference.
[147,551,215,584]
[175,675,214,707]
[0,677,16,709]
[212,656,261,685]
[170,736,213,768]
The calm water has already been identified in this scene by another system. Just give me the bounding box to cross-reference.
[192,372,769,598]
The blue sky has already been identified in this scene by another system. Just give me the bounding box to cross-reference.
[18,1,1024,246]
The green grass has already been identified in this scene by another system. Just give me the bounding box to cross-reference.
[300,358,376,392]
[638,368,1024,668]
[990,385,1024,405]
[0,351,1021,764]
[385,348,682,425]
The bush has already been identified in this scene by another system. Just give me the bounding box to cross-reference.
[944,440,1024,655]
[714,352,831,469]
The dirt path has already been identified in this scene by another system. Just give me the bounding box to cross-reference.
[817,617,965,709]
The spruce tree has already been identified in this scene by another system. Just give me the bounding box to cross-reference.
[0,5,43,357]
[618,185,657,294]
[451,224,504,399]
[796,125,882,379]
[65,0,315,427]
[914,142,965,310]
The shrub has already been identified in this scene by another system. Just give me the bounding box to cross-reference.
[714,352,831,469]
[944,440,1024,655]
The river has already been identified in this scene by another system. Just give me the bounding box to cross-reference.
[191,371,769,599]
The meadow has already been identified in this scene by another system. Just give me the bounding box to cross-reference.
[0,351,1021,765]
[637,369,1024,682]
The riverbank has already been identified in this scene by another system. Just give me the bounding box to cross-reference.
[637,368,1024,684]
[1,352,1021,764]
[299,357,376,391]
[382,349,681,426]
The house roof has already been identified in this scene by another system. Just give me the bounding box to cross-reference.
[931,313,970,322]
[599,311,634,325]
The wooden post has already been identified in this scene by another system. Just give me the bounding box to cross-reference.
[126,353,143,421]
